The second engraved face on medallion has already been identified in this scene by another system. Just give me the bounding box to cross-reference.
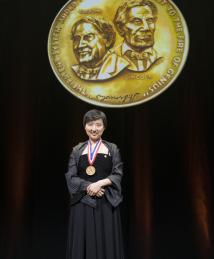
[48,0,189,107]
[114,0,163,72]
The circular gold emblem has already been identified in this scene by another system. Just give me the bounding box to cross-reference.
[86,165,96,176]
[48,0,189,107]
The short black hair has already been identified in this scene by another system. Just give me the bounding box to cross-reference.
[83,109,107,128]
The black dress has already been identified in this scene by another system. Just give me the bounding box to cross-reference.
[66,153,124,259]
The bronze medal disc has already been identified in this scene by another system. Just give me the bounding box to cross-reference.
[86,165,96,176]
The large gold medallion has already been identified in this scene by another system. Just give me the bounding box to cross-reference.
[48,0,189,107]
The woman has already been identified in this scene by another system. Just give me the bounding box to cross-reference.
[65,109,124,259]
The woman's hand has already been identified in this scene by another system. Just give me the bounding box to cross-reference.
[96,188,105,197]
[87,182,103,196]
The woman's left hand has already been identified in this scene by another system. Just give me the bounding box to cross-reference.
[96,188,105,197]
[87,182,102,196]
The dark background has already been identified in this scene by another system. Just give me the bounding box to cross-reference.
[0,0,214,258]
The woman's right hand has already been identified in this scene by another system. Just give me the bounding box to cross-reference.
[87,182,102,196]
[86,183,105,197]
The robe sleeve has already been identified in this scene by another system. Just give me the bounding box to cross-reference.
[105,144,123,207]
[65,147,91,197]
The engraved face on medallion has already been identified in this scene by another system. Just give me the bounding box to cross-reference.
[48,0,189,107]
[120,5,156,50]
[114,0,161,72]
[70,17,128,80]
[72,21,109,66]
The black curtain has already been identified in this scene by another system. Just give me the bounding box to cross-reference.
[1,0,213,259]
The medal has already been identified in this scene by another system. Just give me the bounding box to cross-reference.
[86,165,96,176]
[86,139,102,176]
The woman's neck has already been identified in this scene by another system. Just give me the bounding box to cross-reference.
[89,138,101,145]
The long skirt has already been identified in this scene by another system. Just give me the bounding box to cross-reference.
[66,196,124,259]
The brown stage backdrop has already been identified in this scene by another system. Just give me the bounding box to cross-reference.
[0,0,213,259]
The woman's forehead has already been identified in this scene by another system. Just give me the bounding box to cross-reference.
[86,118,103,124]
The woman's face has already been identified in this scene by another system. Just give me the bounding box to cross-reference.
[85,119,105,142]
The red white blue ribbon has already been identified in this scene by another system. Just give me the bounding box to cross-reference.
[88,139,102,165]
